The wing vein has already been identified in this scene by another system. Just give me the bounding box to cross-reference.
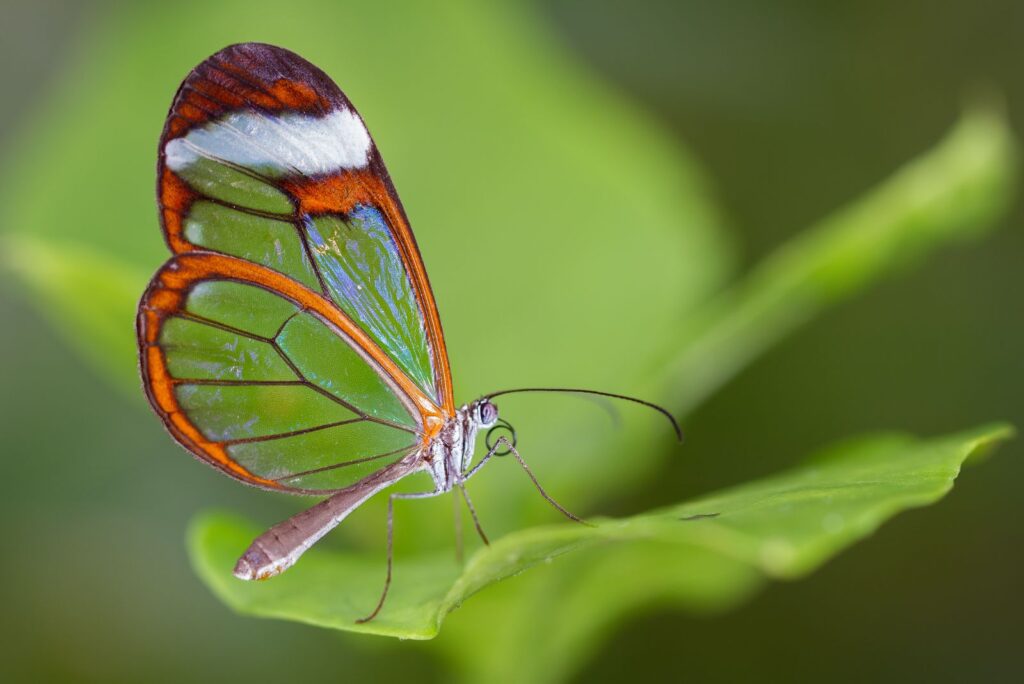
[275,444,418,483]
[267,337,419,435]
[177,138,285,190]
[221,417,366,445]
[167,194,294,222]
[175,312,274,342]
[293,219,332,296]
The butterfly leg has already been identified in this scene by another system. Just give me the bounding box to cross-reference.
[356,488,442,624]
[451,435,518,548]
[459,436,506,481]
[500,438,590,526]
[457,483,489,545]
[451,435,541,546]
[452,492,464,564]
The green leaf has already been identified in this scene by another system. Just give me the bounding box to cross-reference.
[189,424,1011,651]
[657,106,1018,415]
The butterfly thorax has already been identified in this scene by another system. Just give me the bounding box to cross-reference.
[423,400,498,493]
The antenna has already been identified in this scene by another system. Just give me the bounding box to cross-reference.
[483,387,683,442]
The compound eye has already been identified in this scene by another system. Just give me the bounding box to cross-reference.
[479,401,499,426]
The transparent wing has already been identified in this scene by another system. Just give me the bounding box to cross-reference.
[138,252,425,494]
[157,42,454,412]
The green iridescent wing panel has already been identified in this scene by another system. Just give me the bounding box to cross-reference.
[170,154,294,213]
[174,382,358,442]
[228,421,415,491]
[276,311,413,427]
[303,210,434,398]
[182,201,320,291]
[161,316,294,381]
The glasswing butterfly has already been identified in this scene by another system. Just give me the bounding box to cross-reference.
[138,43,680,622]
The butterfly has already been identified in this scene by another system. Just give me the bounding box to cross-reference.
[138,43,680,622]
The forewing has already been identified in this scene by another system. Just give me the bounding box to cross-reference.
[138,253,423,494]
[158,42,454,412]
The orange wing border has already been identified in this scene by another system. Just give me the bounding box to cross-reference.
[137,251,447,492]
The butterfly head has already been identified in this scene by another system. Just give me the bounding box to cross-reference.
[470,398,518,458]
[475,399,500,429]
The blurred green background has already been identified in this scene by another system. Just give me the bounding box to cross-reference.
[1,0,1020,681]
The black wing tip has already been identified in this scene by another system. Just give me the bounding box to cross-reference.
[160,42,353,143]
[213,42,303,64]
[204,42,339,93]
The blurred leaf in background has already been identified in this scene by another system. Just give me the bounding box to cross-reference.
[1,0,1021,682]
